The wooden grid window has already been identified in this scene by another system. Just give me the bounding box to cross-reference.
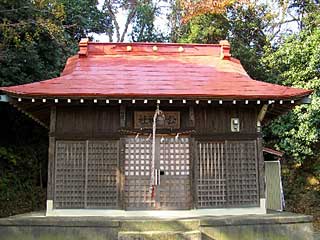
[55,142,86,208]
[86,141,119,208]
[197,140,259,208]
[197,142,226,208]
[54,140,119,209]
[159,137,190,176]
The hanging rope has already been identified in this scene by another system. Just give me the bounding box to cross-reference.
[150,104,163,199]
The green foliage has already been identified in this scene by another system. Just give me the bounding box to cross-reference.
[178,3,272,80]
[0,106,48,217]
[59,0,111,41]
[0,0,70,86]
[262,16,320,228]
[179,13,229,43]
[0,0,107,217]
[263,27,320,163]
[227,4,271,80]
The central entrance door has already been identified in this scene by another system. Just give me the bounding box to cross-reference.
[124,136,191,210]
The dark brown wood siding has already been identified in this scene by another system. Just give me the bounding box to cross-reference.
[55,106,120,138]
[194,106,258,134]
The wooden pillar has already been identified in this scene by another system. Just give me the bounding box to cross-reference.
[120,105,126,128]
[257,137,265,199]
[47,106,56,202]
[118,138,126,209]
[190,137,197,209]
[189,106,195,128]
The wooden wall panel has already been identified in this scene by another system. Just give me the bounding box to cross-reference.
[195,106,258,134]
[55,106,120,137]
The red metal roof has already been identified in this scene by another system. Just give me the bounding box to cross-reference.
[0,40,312,99]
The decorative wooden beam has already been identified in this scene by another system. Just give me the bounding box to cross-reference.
[257,104,268,123]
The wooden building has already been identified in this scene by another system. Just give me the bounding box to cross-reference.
[0,39,312,216]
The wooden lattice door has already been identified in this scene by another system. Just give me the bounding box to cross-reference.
[124,136,191,210]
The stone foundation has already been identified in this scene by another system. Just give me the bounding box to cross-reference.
[0,211,313,240]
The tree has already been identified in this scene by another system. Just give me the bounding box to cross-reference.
[263,25,320,163]
[0,0,69,86]
[261,11,320,226]
[177,2,272,80]
[0,0,108,217]
[58,0,112,42]
[129,1,167,42]
[102,0,168,42]
[228,3,272,80]
[179,0,248,23]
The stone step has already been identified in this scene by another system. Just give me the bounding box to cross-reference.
[118,230,201,240]
[119,220,200,232]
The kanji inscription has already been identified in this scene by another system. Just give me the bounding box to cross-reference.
[134,111,180,129]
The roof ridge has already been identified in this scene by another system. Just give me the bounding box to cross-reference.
[77,39,231,58]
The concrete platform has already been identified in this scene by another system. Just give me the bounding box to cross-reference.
[0,211,314,240]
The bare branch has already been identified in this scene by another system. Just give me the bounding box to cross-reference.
[120,8,137,42]
[104,0,121,42]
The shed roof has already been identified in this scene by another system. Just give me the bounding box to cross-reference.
[0,39,312,100]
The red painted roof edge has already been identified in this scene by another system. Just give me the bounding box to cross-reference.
[263,147,284,157]
[0,87,312,100]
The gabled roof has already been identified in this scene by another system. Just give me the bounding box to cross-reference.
[0,39,312,100]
